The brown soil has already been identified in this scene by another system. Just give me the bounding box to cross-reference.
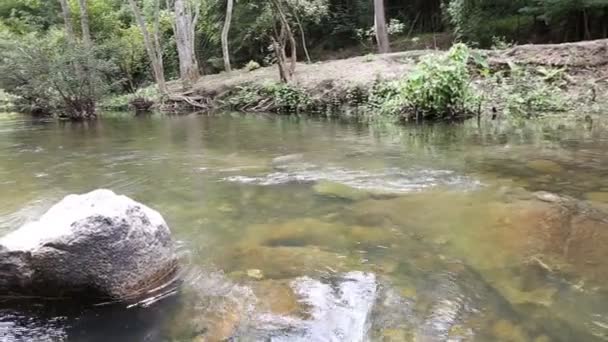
[487,38,608,67]
[169,39,608,113]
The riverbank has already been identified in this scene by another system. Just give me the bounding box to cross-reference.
[155,39,608,121]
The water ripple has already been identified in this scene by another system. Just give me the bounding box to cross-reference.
[224,166,480,194]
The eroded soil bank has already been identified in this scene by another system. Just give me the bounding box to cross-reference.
[165,39,608,118]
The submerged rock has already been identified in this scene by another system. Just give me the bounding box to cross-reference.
[313,180,370,201]
[0,189,178,301]
[220,245,358,279]
[251,271,378,341]
[526,159,564,174]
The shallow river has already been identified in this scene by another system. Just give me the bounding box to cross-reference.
[1,112,608,341]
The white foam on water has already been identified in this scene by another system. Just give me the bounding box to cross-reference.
[224,166,480,194]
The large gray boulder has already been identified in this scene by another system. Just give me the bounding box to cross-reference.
[0,189,178,301]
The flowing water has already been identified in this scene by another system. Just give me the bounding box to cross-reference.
[1,112,608,341]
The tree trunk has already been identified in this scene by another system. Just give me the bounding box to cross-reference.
[271,0,297,83]
[128,0,167,94]
[78,0,92,48]
[175,0,200,89]
[58,0,76,45]
[290,2,311,63]
[373,0,390,54]
[221,0,234,72]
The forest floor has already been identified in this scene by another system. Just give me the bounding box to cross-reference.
[168,39,608,117]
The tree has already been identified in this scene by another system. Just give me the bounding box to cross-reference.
[288,0,311,63]
[128,0,167,94]
[221,0,234,72]
[0,31,114,119]
[58,0,76,44]
[174,0,201,88]
[374,0,390,53]
[271,0,297,83]
[78,0,91,48]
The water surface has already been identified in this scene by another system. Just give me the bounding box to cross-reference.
[1,112,608,341]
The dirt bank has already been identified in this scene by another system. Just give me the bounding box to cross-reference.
[166,39,608,117]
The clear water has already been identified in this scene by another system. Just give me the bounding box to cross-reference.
[1,112,608,341]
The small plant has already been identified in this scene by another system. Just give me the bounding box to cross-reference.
[265,83,311,113]
[492,63,567,118]
[363,54,375,63]
[245,60,261,72]
[366,79,400,110]
[491,36,514,50]
[101,86,160,111]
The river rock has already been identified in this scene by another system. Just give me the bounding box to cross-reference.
[313,180,370,201]
[526,159,564,174]
[251,271,378,341]
[0,189,178,301]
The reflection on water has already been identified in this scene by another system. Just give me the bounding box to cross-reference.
[1,112,608,341]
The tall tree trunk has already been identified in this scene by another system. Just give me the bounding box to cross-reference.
[128,0,167,94]
[221,0,234,72]
[294,10,311,63]
[271,0,297,82]
[58,0,76,44]
[175,0,200,89]
[289,0,311,63]
[78,0,92,48]
[373,0,390,54]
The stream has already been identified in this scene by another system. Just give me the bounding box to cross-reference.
[1,112,608,341]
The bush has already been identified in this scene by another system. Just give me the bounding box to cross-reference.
[101,86,161,112]
[245,60,261,72]
[371,43,477,121]
[491,63,567,118]
[0,30,115,119]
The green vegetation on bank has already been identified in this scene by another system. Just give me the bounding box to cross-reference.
[213,43,592,123]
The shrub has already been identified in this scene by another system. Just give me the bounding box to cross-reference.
[101,86,161,112]
[245,60,261,72]
[491,63,567,118]
[371,43,477,121]
[0,30,115,119]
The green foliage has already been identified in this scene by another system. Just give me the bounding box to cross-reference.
[269,83,312,112]
[101,85,160,111]
[227,83,311,113]
[445,0,608,46]
[0,88,17,111]
[491,36,515,50]
[371,44,477,121]
[491,63,567,118]
[356,18,406,45]
[366,79,400,110]
[244,60,261,71]
[0,30,115,118]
